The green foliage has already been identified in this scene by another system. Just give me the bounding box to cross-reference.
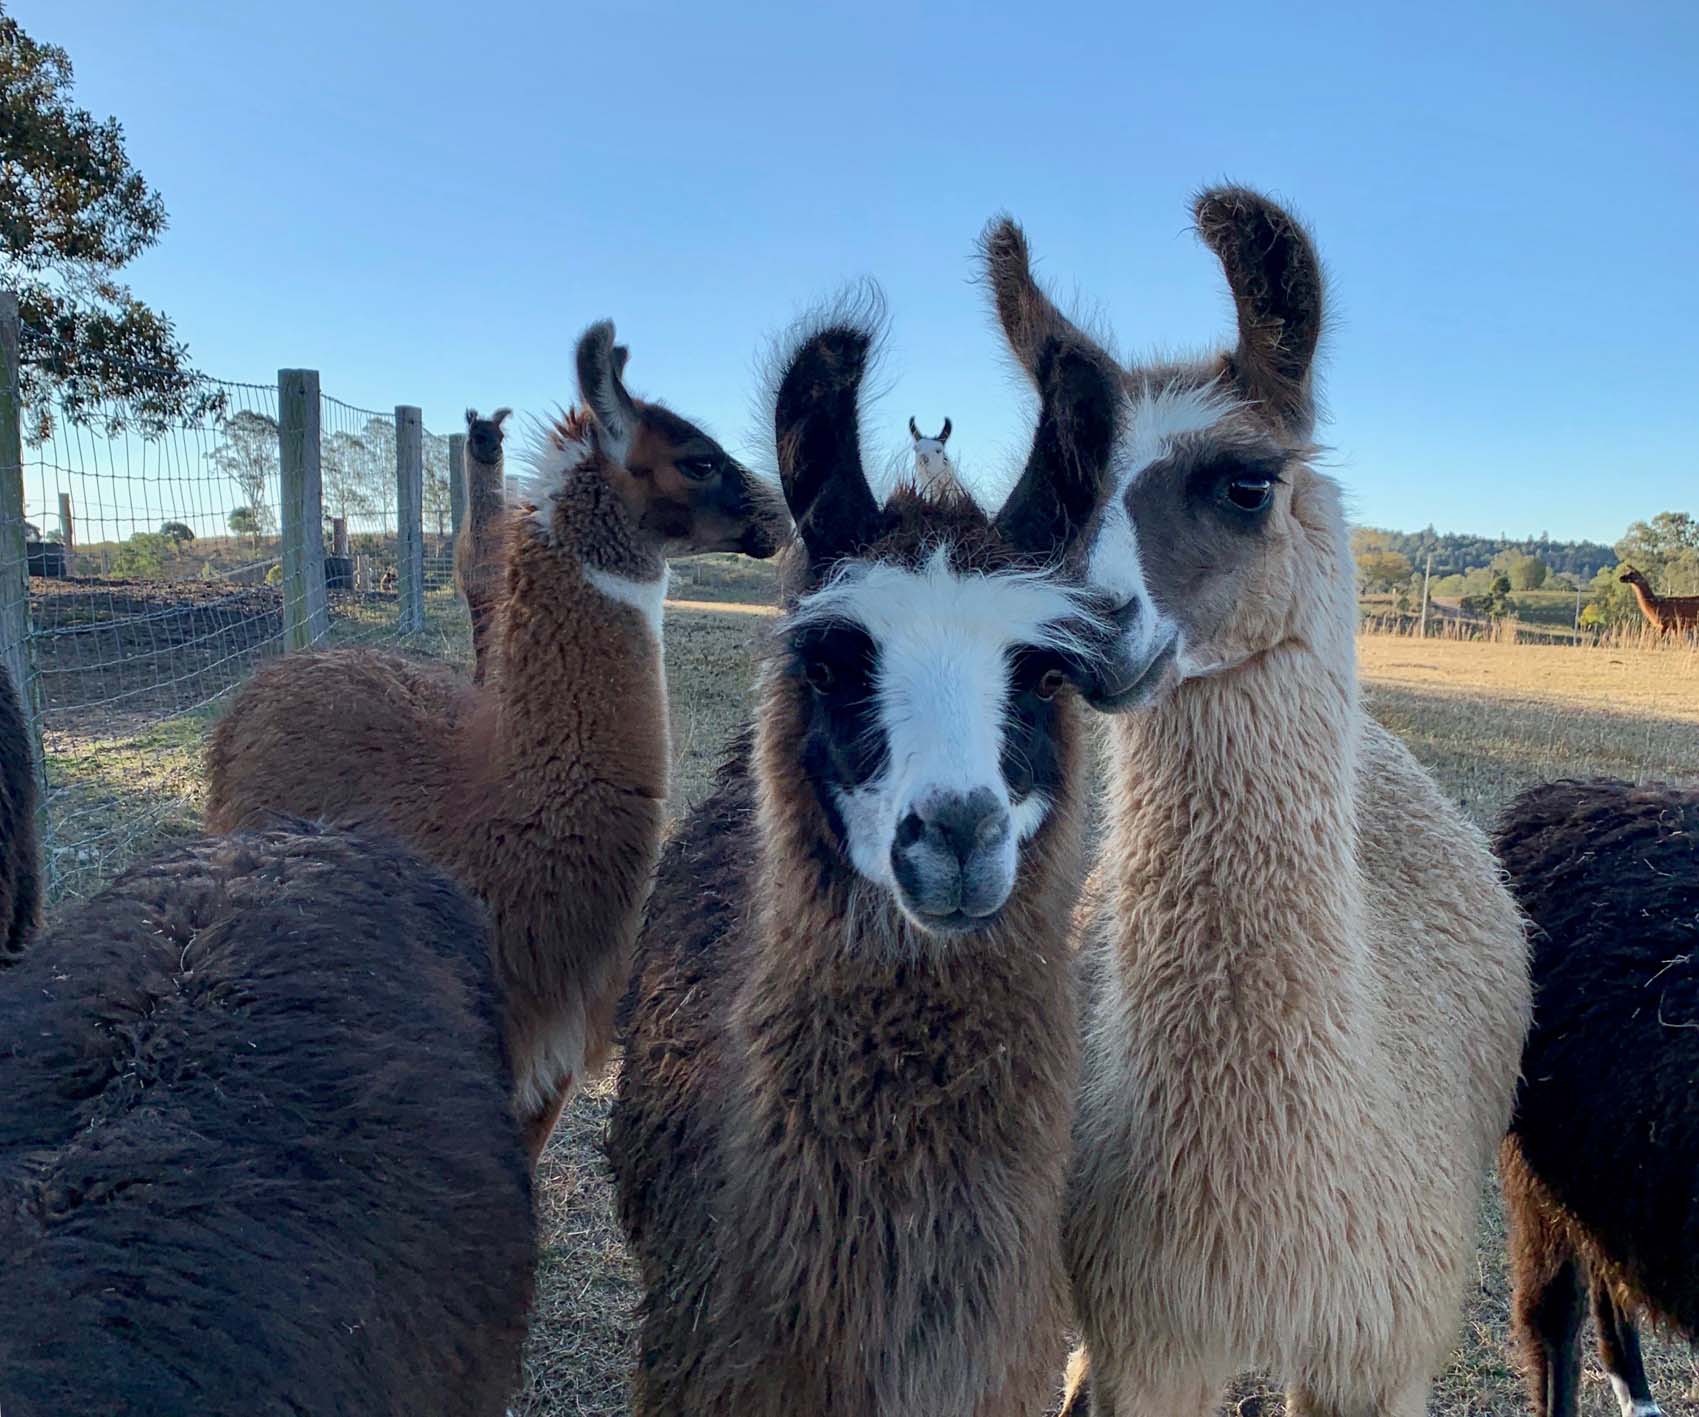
[0,4,224,438]
[212,411,278,538]
[110,529,169,577]
[227,505,261,543]
[158,520,194,544]
[1356,549,1413,592]
[264,563,283,586]
[1498,554,1548,591]
[1460,575,1515,621]
[1351,524,1613,582]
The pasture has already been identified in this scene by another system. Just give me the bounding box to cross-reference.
[498,572,1699,1417]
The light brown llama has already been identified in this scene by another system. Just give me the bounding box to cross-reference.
[1619,566,1699,636]
[987,193,1531,1417]
[456,405,511,684]
[608,290,1124,1415]
[205,321,786,1160]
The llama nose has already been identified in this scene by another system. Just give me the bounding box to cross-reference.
[897,788,1010,871]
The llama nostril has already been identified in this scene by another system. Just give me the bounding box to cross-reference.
[895,811,926,850]
[916,789,1008,868]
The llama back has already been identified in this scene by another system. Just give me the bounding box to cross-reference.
[1496,777,1699,1333]
[0,823,534,1416]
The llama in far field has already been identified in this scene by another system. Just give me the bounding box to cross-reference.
[1619,566,1699,636]
[908,415,955,494]
[457,406,512,684]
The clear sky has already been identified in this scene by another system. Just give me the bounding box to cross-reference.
[20,0,1699,545]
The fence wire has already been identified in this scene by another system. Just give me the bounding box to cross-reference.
[8,330,470,899]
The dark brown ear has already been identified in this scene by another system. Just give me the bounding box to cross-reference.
[938,417,951,443]
[612,345,629,379]
[575,321,639,458]
[465,407,479,427]
[981,215,1101,378]
[490,407,512,430]
[773,315,882,566]
[909,415,922,441]
[1194,186,1324,435]
[994,335,1121,556]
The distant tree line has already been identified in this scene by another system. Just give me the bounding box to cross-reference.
[1349,526,1616,582]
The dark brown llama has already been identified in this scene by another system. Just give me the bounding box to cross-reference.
[608,289,1124,1416]
[205,320,787,1160]
[456,405,511,684]
[1619,566,1699,635]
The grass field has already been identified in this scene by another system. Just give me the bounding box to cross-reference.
[511,601,1699,1417]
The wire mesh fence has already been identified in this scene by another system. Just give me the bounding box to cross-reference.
[1,315,471,900]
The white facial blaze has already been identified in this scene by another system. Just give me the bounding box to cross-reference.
[792,546,1096,909]
[1085,381,1236,665]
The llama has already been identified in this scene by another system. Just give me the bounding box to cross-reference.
[607,290,1124,1416]
[0,669,533,1414]
[1495,778,1699,1417]
[205,319,787,1160]
[908,414,955,494]
[985,192,1532,1416]
[457,405,512,684]
[0,653,40,962]
[1619,566,1699,636]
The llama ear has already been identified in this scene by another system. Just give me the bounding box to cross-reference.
[612,345,630,379]
[994,335,1121,556]
[909,415,921,442]
[575,321,639,463]
[773,319,881,566]
[939,417,951,443]
[981,215,1100,379]
[465,407,479,428]
[490,407,512,431]
[1194,186,1324,435]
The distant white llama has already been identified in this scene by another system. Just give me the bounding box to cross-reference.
[908,415,955,494]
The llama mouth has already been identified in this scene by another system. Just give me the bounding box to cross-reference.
[1085,633,1178,714]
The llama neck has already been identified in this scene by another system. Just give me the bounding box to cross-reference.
[489,464,669,798]
[1628,579,1663,622]
[1100,638,1368,1033]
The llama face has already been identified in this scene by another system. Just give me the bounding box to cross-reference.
[982,192,1327,711]
[574,321,788,560]
[770,299,1115,938]
[786,543,1097,932]
[465,407,510,466]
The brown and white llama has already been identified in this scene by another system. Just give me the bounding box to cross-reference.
[908,414,955,494]
[607,290,1123,1415]
[456,405,511,684]
[205,320,787,1160]
[988,192,1531,1416]
[1619,566,1699,636]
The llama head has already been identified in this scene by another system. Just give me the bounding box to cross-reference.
[529,321,787,559]
[986,190,1339,710]
[763,295,1115,940]
[908,416,953,491]
[465,407,511,466]
[1619,566,1646,587]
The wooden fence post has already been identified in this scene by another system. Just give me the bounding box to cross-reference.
[395,405,424,633]
[57,491,74,552]
[0,293,34,716]
[1418,551,1433,639]
[278,369,329,650]
[449,432,466,541]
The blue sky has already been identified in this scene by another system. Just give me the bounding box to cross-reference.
[20,0,1699,544]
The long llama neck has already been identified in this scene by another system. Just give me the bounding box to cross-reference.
[1627,577,1665,625]
[1101,606,1369,1041]
[488,459,669,801]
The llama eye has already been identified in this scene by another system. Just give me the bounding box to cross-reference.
[1036,668,1067,701]
[803,660,835,693]
[677,458,718,482]
[1224,477,1275,512]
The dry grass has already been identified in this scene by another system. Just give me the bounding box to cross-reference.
[512,615,1699,1416]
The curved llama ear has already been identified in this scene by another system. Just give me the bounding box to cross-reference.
[995,335,1122,556]
[490,407,512,430]
[909,415,922,442]
[1194,185,1325,436]
[772,311,882,566]
[465,407,480,427]
[981,216,1101,379]
[575,321,640,463]
[938,417,951,443]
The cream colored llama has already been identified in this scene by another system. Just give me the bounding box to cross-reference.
[908,415,955,494]
[987,193,1530,1416]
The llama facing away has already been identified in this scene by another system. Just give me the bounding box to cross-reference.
[0,654,40,962]
[1619,567,1699,636]
[608,290,1123,1415]
[205,320,787,1159]
[987,192,1531,1416]
[1495,778,1699,1417]
[0,807,533,1409]
[457,405,512,684]
[908,413,955,494]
